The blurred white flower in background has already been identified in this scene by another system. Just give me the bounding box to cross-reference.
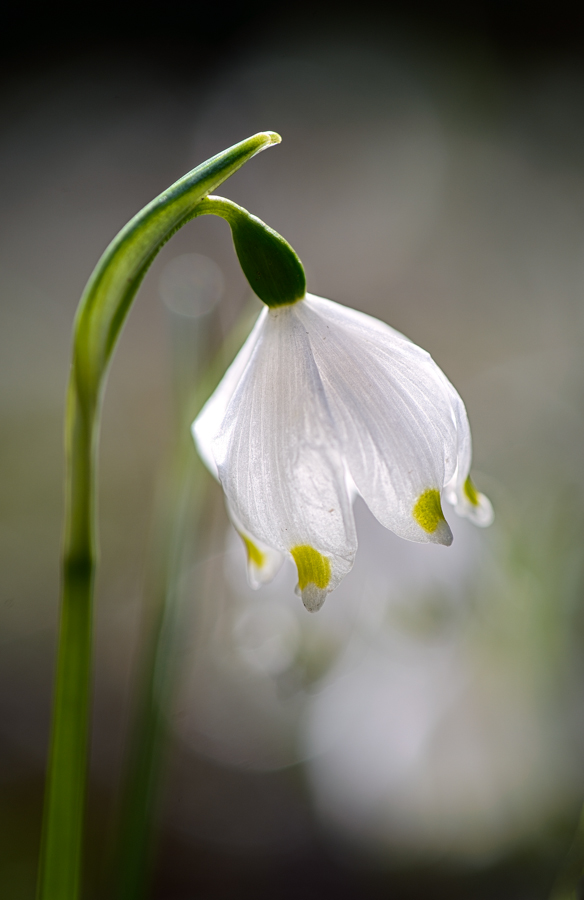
[302,546,581,861]
[174,499,483,771]
[173,497,584,860]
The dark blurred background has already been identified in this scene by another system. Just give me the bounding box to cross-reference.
[3,1,584,898]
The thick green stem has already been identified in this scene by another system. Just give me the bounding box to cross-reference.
[37,384,98,900]
[36,131,281,900]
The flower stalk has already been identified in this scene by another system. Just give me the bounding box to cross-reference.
[37,131,281,900]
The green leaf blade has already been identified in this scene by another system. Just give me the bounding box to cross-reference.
[72,130,281,410]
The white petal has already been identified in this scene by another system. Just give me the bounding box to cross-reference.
[296,294,458,545]
[192,309,268,478]
[458,483,494,527]
[439,377,494,527]
[211,305,357,612]
[226,501,284,588]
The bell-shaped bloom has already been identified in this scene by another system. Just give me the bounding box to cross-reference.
[193,293,492,612]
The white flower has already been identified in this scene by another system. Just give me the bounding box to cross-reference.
[193,293,493,612]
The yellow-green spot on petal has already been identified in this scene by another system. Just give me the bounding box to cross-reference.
[463,475,480,506]
[291,545,331,591]
[242,535,265,569]
[413,488,446,534]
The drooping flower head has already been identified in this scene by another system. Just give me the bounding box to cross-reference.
[193,194,493,612]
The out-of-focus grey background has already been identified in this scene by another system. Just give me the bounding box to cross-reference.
[3,3,584,897]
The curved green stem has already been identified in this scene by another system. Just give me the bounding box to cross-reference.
[36,131,280,900]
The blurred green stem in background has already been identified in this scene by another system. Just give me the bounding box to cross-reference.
[36,131,281,900]
[113,300,260,900]
[113,425,205,900]
[550,804,584,900]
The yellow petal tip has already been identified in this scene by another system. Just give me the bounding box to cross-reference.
[413,489,452,545]
[241,534,266,569]
[291,545,331,591]
[463,475,480,506]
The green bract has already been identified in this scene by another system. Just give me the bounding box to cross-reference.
[196,196,306,307]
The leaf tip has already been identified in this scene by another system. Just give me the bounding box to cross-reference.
[262,131,282,146]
